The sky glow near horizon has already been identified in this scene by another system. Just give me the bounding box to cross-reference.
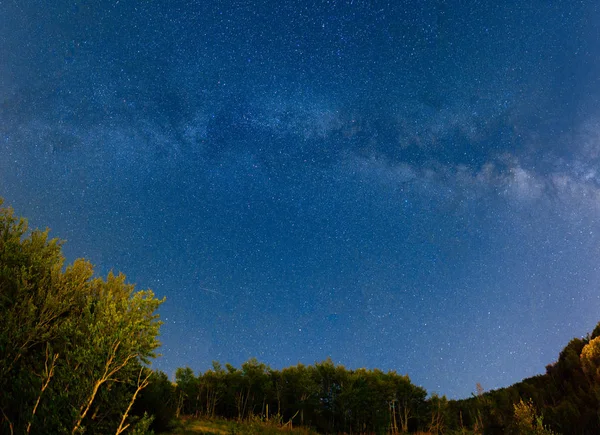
[1,0,600,398]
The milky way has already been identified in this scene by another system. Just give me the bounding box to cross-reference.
[1,0,600,397]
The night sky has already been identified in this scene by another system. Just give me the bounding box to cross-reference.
[2,0,600,399]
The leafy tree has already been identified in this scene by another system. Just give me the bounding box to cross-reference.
[175,367,199,416]
[581,336,600,384]
[69,272,163,433]
[0,199,164,434]
[280,363,320,427]
[511,398,556,435]
[199,362,226,418]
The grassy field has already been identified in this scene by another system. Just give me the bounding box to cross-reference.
[169,416,319,435]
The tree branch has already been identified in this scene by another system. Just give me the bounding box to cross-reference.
[115,367,152,435]
[27,344,58,434]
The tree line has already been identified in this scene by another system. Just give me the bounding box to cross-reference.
[138,326,600,434]
[171,358,428,433]
[449,326,600,434]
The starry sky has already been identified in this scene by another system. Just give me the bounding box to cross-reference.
[2,0,600,398]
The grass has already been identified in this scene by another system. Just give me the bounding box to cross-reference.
[169,416,319,435]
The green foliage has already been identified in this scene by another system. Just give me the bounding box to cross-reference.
[168,321,600,434]
[581,336,600,383]
[511,398,556,435]
[0,199,165,434]
[427,394,449,435]
[135,371,178,432]
[176,367,201,416]
[130,412,156,435]
[449,323,600,435]
[173,357,428,434]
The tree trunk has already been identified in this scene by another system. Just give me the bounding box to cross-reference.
[115,368,151,435]
[27,348,58,434]
[72,380,102,434]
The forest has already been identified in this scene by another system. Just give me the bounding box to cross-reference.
[2,198,600,434]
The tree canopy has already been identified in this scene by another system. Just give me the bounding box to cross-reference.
[0,199,164,434]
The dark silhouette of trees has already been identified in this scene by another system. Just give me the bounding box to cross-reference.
[161,321,600,434]
[170,357,429,434]
[447,326,600,435]
[133,370,177,432]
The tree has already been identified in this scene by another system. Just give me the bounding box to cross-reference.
[199,362,226,418]
[512,398,556,435]
[280,363,319,428]
[175,367,199,416]
[70,272,164,434]
[427,394,448,435]
[393,373,426,433]
[581,336,600,384]
[0,199,164,434]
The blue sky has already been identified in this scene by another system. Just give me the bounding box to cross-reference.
[1,0,600,398]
